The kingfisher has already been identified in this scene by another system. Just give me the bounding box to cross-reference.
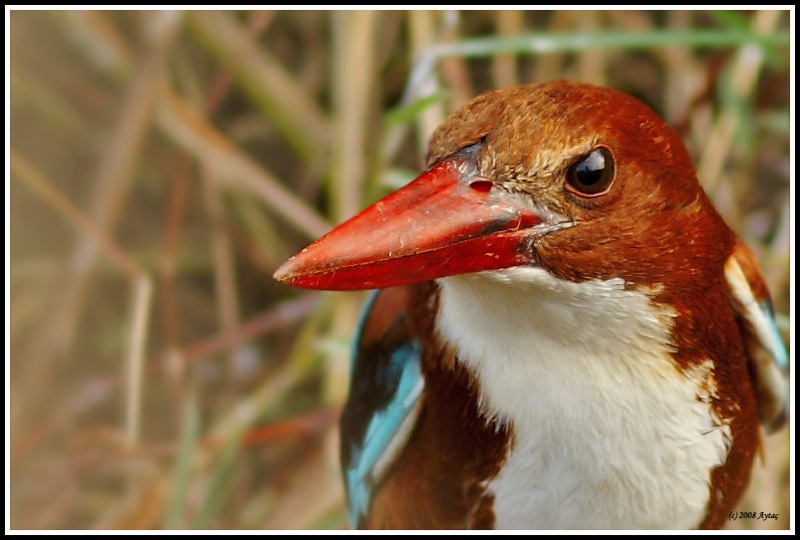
[273,81,788,529]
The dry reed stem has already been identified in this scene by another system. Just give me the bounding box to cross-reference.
[156,87,331,241]
[697,10,782,196]
[492,11,523,89]
[186,11,330,162]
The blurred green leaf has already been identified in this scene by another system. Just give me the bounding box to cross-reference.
[705,10,751,30]
[427,29,789,59]
[164,395,201,530]
[384,90,450,128]
[191,427,243,529]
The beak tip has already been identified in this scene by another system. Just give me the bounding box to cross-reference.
[272,260,294,284]
[274,251,320,287]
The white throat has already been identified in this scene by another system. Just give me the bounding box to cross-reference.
[436,267,731,530]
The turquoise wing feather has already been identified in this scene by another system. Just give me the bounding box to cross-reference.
[725,242,789,432]
[339,288,425,528]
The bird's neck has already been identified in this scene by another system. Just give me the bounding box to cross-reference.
[434,267,732,529]
[436,266,681,424]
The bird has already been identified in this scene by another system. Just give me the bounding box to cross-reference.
[272,80,788,530]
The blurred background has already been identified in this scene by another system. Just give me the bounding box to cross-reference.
[8,9,792,530]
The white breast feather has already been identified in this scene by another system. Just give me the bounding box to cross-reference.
[436,267,732,530]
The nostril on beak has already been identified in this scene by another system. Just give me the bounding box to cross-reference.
[469,179,493,193]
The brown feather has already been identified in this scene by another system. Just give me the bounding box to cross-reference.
[364,282,511,529]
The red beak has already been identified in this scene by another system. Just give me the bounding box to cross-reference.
[273,158,549,291]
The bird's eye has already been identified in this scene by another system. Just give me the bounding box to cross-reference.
[566,147,615,196]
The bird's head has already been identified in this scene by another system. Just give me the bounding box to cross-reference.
[274,81,732,295]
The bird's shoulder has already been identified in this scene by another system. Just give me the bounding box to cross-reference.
[724,239,789,432]
[339,286,425,528]
[341,283,513,529]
